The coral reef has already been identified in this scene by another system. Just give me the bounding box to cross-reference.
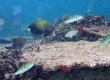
[49,14,110,43]
[21,40,110,80]
[0,14,110,80]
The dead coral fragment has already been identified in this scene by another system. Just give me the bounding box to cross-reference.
[4,73,11,79]
[12,37,27,49]
[5,37,27,51]
[58,65,67,75]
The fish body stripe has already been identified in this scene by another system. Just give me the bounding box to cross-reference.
[14,62,34,76]
[99,33,110,47]
[64,15,83,24]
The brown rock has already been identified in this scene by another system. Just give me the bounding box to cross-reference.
[21,40,110,71]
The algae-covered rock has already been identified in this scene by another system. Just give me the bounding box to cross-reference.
[28,19,54,37]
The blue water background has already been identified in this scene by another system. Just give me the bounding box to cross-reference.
[0,0,110,38]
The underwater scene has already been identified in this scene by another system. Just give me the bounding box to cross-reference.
[0,0,110,80]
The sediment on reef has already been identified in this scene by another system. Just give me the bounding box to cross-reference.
[21,40,110,71]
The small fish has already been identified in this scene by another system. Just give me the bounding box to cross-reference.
[87,10,90,12]
[98,33,110,47]
[65,30,78,38]
[64,15,83,24]
[12,62,34,77]
[52,30,56,37]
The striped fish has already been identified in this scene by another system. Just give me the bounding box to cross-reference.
[13,62,34,76]
[98,33,110,47]
[64,15,83,24]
